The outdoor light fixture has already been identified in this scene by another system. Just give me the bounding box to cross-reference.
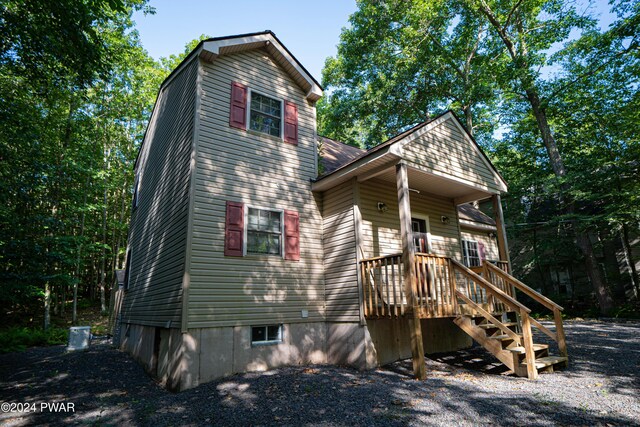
[377,202,388,213]
[441,215,450,224]
[488,232,496,238]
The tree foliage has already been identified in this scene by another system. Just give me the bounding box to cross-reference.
[0,0,162,326]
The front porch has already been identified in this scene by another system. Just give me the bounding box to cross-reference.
[360,253,511,319]
[359,251,569,379]
[314,113,568,380]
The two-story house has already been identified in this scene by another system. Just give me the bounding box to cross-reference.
[115,31,568,391]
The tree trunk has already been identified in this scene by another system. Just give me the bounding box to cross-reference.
[463,106,474,136]
[44,282,51,330]
[100,175,108,314]
[532,227,547,292]
[620,223,640,298]
[61,281,66,316]
[527,90,614,314]
[576,233,614,314]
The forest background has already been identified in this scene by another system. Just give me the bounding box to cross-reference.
[0,0,637,347]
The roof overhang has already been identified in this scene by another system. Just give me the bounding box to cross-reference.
[200,32,323,102]
[312,112,507,202]
[311,145,400,192]
[459,219,497,232]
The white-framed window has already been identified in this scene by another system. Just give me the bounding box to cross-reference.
[462,239,481,267]
[251,324,282,345]
[248,90,282,138]
[411,215,432,253]
[245,206,283,256]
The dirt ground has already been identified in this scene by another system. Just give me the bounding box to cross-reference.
[0,319,639,426]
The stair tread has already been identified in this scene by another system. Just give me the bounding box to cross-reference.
[490,334,523,340]
[507,344,549,354]
[521,355,568,368]
[478,322,518,329]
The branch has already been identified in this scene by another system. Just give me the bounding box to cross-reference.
[476,0,519,61]
[547,43,637,102]
[505,0,525,28]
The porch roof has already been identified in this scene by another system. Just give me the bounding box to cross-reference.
[313,112,508,204]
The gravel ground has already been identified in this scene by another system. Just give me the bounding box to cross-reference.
[0,319,638,426]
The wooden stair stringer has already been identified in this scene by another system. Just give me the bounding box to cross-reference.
[453,315,516,372]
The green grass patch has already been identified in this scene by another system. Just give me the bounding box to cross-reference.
[0,326,68,354]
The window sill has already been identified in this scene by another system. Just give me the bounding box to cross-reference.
[246,128,284,144]
[251,340,282,347]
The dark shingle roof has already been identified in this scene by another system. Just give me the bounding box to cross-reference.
[457,204,496,226]
[319,136,365,174]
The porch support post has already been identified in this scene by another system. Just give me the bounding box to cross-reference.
[396,162,426,380]
[492,194,512,272]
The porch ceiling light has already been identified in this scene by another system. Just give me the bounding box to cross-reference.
[441,215,450,224]
[377,202,388,213]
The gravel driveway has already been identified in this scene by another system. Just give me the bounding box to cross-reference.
[1,319,638,426]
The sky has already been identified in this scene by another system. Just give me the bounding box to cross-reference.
[132,0,616,86]
[132,0,358,82]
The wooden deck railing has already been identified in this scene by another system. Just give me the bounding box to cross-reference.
[361,254,404,318]
[483,262,568,359]
[360,253,458,318]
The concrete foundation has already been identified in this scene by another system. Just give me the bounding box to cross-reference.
[119,317,472,391]
[121,322,332,391]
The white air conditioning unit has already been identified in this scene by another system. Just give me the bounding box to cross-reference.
[67,326,91,351]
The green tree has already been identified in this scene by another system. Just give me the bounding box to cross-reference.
[0,0,158,328]
[319,0,501,148]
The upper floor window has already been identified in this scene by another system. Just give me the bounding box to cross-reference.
[247,207,282,255]
[229,82,298,145]
[249,92,282,138]
[462,239,481,267]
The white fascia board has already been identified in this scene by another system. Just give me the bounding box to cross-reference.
[202,34,322,102]
[311,148,398,192]
[459,219,497,232]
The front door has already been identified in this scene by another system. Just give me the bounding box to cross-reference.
[411,217,429,253]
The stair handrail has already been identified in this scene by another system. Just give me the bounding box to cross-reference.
[483,262,568,359]
[450,259,531,314]
[451,259,538,379]
[484,262,563,311]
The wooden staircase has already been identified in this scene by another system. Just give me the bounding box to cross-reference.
[359,253,569,379]
[454,315,568,377]
[451,260,569,379]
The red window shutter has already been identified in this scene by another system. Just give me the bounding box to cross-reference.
[224,201,244,257]
[284,210,300,261]
[478,242,486,263]
[283,101,298,145]
[229,82,247,130]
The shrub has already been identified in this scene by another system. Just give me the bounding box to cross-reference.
[0,326,69,353]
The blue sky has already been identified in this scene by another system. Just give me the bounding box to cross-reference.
[132,0,615,85]
[133,0,358,82]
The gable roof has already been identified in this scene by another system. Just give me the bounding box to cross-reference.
[313,111,507,193]
[136,31,323,169]
[200,31,322,101]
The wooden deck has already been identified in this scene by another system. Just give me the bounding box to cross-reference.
[359,253,568,379]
